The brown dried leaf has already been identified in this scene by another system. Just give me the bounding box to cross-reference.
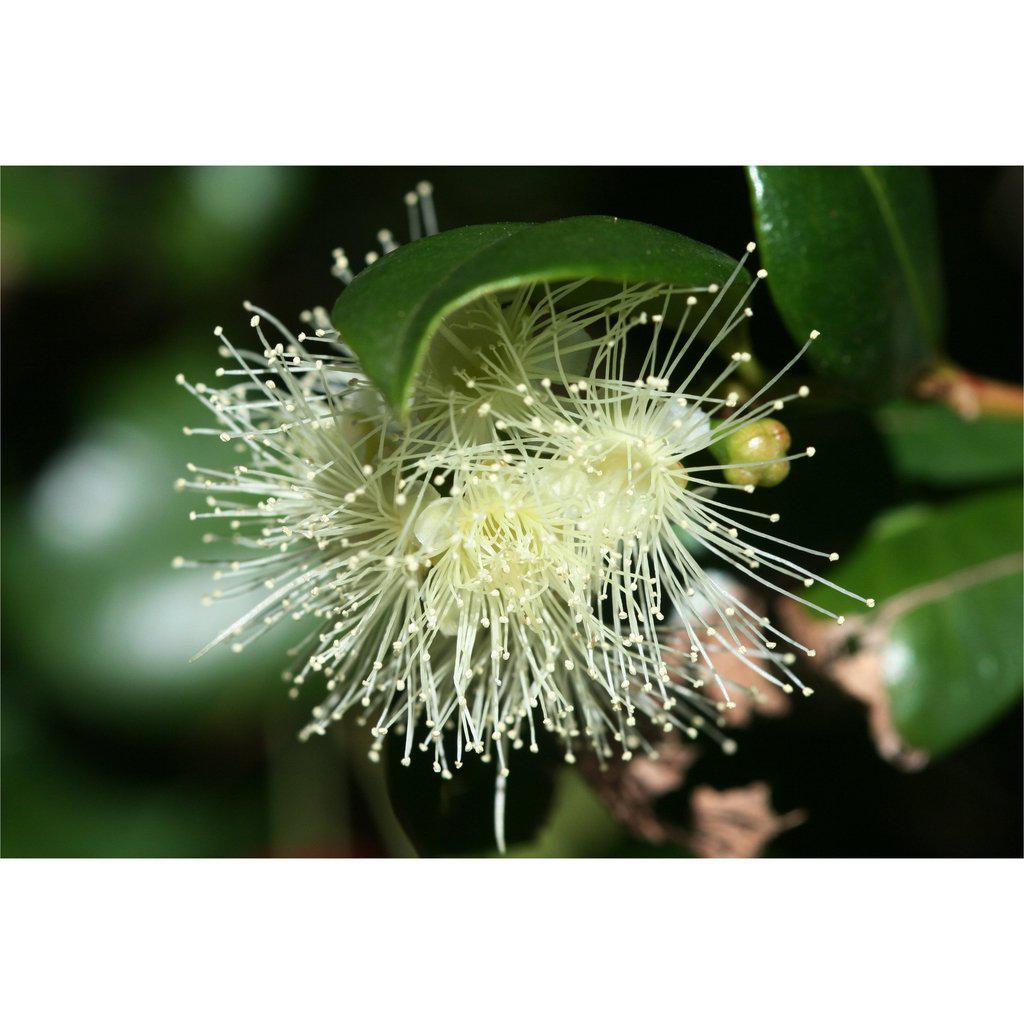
[689,782,807,859]
[581,734,698,846]
[827,645,929,771]
[582,738,805,857]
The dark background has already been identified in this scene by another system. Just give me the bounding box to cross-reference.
[2,167,1021,857]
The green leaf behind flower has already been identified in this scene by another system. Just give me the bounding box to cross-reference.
[814,487,1023,756]
[331,217,750,411]
[876,401,1024,486]
[747,166,945,399]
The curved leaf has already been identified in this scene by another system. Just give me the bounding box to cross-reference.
[747,166,944,399]
[815,488,1023,756]
[332,216,750,410]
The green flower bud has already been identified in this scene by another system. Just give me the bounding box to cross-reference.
[720,418,792,487]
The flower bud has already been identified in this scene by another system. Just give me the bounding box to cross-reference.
[720,418,792,487]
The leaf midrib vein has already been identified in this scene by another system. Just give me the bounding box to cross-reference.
[859,166,938,344]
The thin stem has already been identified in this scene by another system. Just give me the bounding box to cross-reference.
[916,361,1024,420]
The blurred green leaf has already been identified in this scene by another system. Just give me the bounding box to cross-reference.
[154,167,303,287]
[876,401,1024,486]
[2,346,302,737]
[332,217,749,410]
[0,167,113,285]
[188,166,293,230]
[747,166,944,399]
[1,702,266,857]
[816,487,1023,756]
[504,770,630,857]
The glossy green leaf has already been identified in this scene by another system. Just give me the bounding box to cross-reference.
[747,166,944,399]
[875,401,1024,486]
[815,488,1023,756]
[332,216,750,410]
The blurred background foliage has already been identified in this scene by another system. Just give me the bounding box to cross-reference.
[1,167,1021,858]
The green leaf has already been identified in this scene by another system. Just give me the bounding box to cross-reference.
[875,401,1024,487]
[747,166,945,399]
[816,488,1023,756]
[332,216,750,410]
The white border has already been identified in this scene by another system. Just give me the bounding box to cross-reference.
[2,860,1022,1020]
[3,1,1022,1017]
[2,2,1022,164]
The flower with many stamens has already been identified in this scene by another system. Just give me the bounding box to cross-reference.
[423,248,874,716]
[177,197,873,838]
[177,309,437,704]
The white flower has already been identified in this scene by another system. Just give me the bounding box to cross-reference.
[451,274,872,713]
[179,213,872,811]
